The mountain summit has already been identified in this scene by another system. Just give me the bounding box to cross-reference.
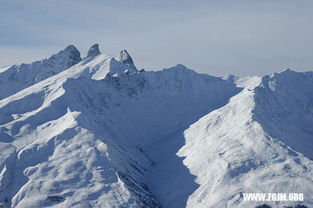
[0,45,312,208]
[117,49,135,66]
[0,45,81,99]
[61,45,82,64]
[86,43,101,58]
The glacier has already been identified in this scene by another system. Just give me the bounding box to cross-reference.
[0,44,312,208]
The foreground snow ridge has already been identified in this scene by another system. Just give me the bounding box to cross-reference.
[0,44,312,208]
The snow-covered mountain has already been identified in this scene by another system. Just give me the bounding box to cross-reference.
[0,45,82,100]
[0,44,312,208]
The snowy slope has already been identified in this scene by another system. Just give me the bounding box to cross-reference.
[0,45,82,100]
[178,81,313,208]
[254,70,313,159]
[0,45,312,208]
[0,45,157,208]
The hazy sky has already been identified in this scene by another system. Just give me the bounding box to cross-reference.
[1,0,313,76]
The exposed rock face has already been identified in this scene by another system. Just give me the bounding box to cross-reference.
[117,49,135,66]
[86,43,101,58]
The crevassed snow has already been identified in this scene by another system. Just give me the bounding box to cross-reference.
[0,45,312,208]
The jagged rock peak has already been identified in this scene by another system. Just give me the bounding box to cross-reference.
[117,49,134,66]
[64,45,79,52]
[87,43,101,58]
[49,44,82,66]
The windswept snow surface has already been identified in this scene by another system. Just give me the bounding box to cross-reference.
[0,45,312,208]
[0,45,82,100]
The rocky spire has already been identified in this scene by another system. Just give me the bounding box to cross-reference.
[87,43,101,58]
[117,49,134,66]
[49,45,82,66]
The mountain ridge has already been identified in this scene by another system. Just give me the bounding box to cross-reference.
[0,44,312,208]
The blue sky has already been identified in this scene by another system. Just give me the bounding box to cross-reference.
[1,0,313,76]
